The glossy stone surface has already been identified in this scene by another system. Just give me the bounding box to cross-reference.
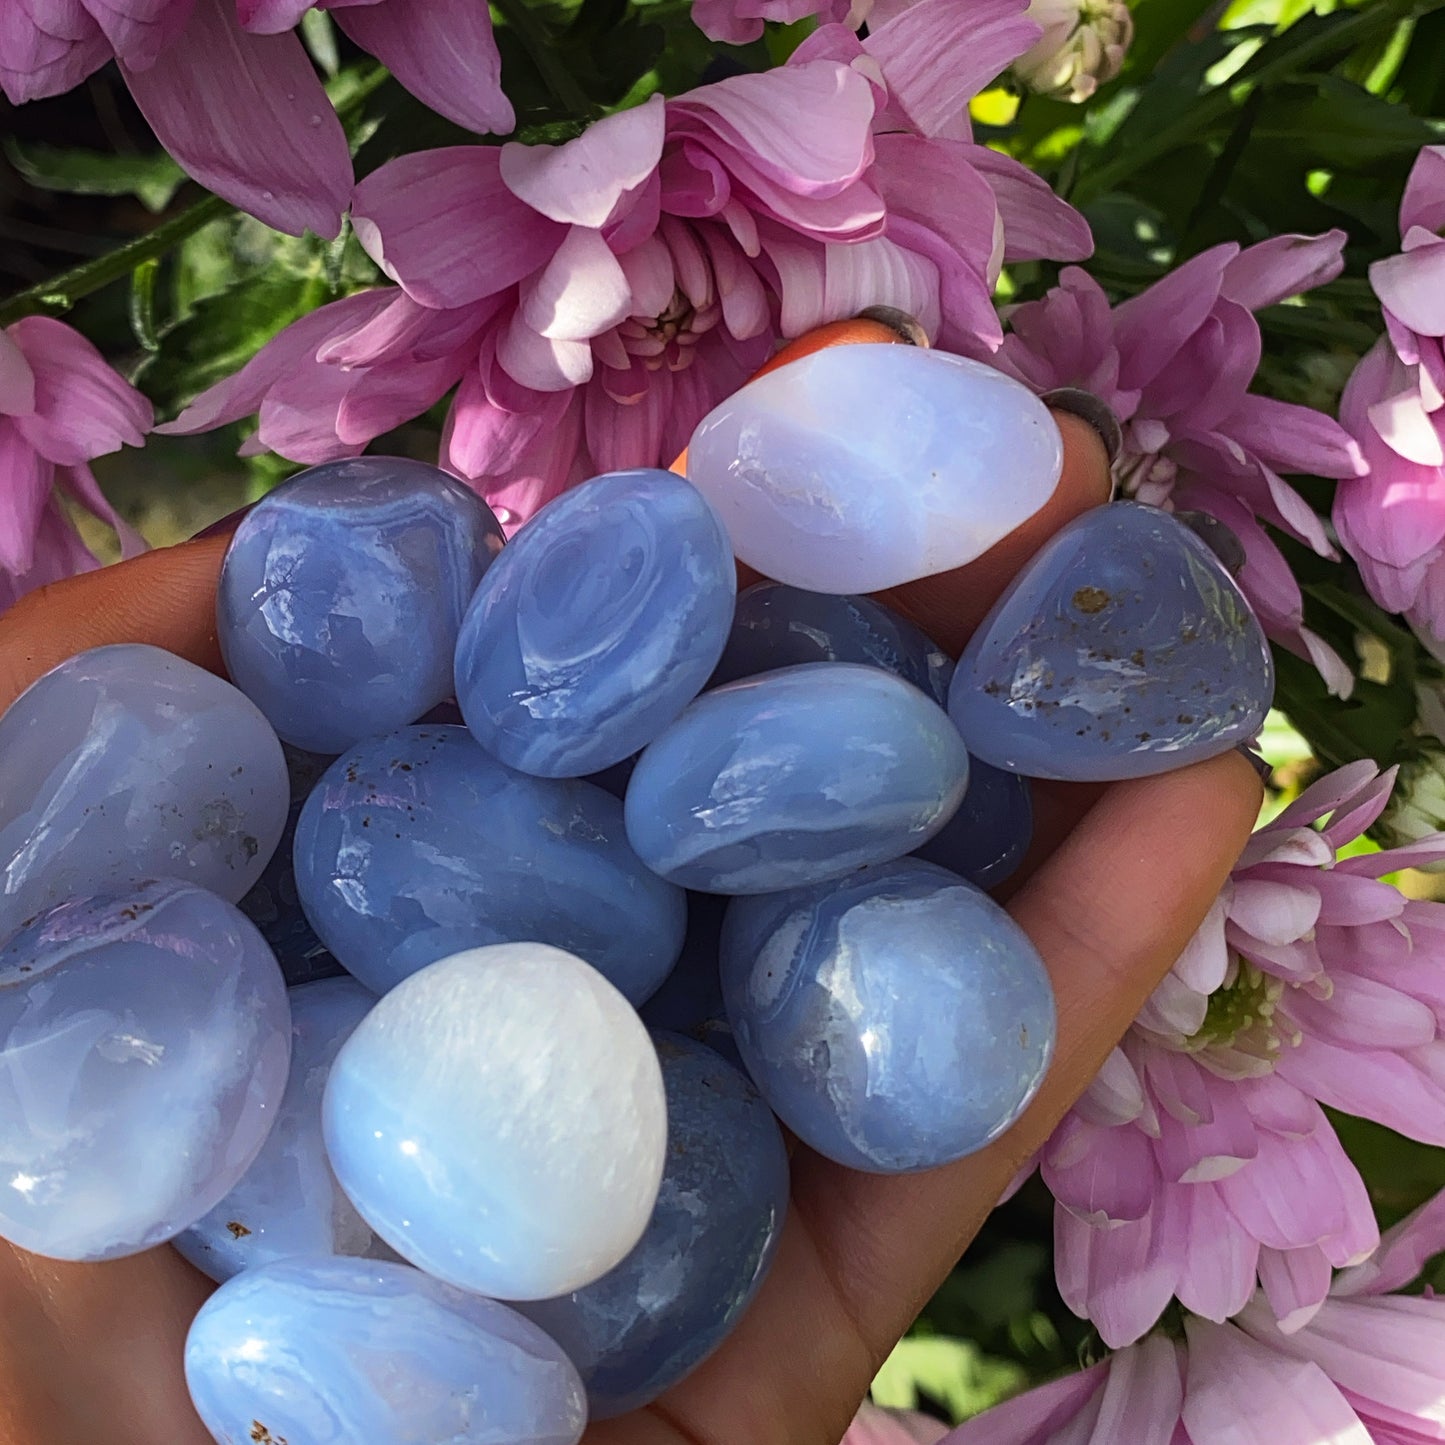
[0,881,291,1260]
[686,344,1063,594]
[185,1257,586,1445]
[625,663,970,894]
[712,581,953,703]
[455,469,736,778]
[294,726,685,1002]
[218,457,506,755]
[638,894,738,1065]
[237,746,345,987]
[0,644,288,942]
[949,502,1275,781]
[720,860,1054,1173]
[914,759,1034,890]
[323,944,667,1300]
[520,1032,788,1418]
[175,977,390,1283]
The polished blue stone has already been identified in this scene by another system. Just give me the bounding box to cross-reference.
[913,759,1033,890]
[0,644,289,942]
[175,977,391,1283]
[322,944,669,1300]
[237,746,346,988]
[720,860,1054,1173]
[0,881,291,1260]
[184,1257,586,1445]
[712,582,953,704]
[218,457,506,756]
[454,469,736,778]
[520,1032,788,1418]
[624,663,970,894]
[294,726,685,1002]
[948,502,1275,781]
[638,894,738,1065]
[686,344,1063,594]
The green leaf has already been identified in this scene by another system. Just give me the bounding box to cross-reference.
[871,1337,1028,1424]
[1252,74,1445,166]
[5,140,186,214]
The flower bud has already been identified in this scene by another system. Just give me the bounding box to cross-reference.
[1012,0,1133,103]
[1378,750,1445,869]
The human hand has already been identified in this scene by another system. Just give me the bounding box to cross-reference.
[0,324,1262,1445]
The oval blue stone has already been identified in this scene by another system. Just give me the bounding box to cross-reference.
[294,725,686,1002]
[720,860,1054,1172]
[913,758,1033,890]
[712,581,953,704]
[948,502,1274,781]
[218,457,505,755]
[184,1257,586,1445]
[624,663,970,894]
[0,644,289,941]
[0,880,291,1260]
[520,1032,788,1418]
[454,468,736,778]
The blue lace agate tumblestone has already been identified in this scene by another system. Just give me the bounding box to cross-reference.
[624,662,970,894]
[218,457,505,755]
[949,502,1274,781]
[294,726,685,1002]
[914,758,1034,890]
[521,1032,788,1418]
[0,644,288,942]
[184,1257,586,1445]
[237,745,346,987]
[454,468,736,778]
[175,977,391,1283]
[720,860,1054,1173]
[0,881,291,1260]
[686,344,1063,594]
[712,581,953,704]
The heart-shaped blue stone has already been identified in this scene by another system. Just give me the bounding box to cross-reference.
[948,502,1273,781]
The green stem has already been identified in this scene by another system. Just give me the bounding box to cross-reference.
[0,193,229,328]
[1073,0,1441,203]
[491,0,598,122]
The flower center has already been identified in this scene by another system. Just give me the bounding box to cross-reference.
[618,287,721,373]
[1176,956,1300,1079]
[1114,446,1178,506]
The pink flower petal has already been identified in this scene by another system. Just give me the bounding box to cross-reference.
[1133,966,1211,1041]
[844,1404,949,1445]
[1054,1207,1179,1348]
[333,349,469,447]
[1277,1037,1445,1147]
[1285,972,1434,1048]
[0,326,37,417]
[943,1358,1109,1443]
[1373,244,1445,339]
[518,225,633,343]
[0,416,53,575]
[1173,894,1232,995]
[84,0,190,69]
[1182,1319,1374,1445]
[236,0,313,35]
[1367,371,1445,468]
[334,0,513,136]
[353,148,564,311]
[1257,1245,1332,1333]
[864,0,1039,137]
[57,459,146,559]
[159,289,393,436]
[1174,1184,1261,1322]
[1221,231,1346,312]
[969,147,1092,262]
[1075,1047,1147,1128]
[0,494,100,610]
[120,0,351,238]
[1113,245,1235,392]
[1269,757,1380,831]
[1043,1112,1157,1225]
[1401,145,1445,238]
[1228,877,1321,945]
[1334,1186,1445,1299]
[7,315,150,465]
[1153,1084,1259,1185]
[496,311,594,392]
[585,365,670,476]
[1228,394,1366,480]
[1085,1333,1185,1445]
[502,95,665,227]
[0,2,112,104]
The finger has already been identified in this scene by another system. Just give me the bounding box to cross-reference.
[591,748,1261,1445]
[0,532,233,714]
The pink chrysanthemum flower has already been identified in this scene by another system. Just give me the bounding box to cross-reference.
[160,0,1091,528]
[998,235,1366,694]
[1335,145,1445,652]
[1038,762,1445,1347]
[0,0,509,237]
[0,318,149,612]
[944,1188,1445,1443]
[692,0,870,45]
